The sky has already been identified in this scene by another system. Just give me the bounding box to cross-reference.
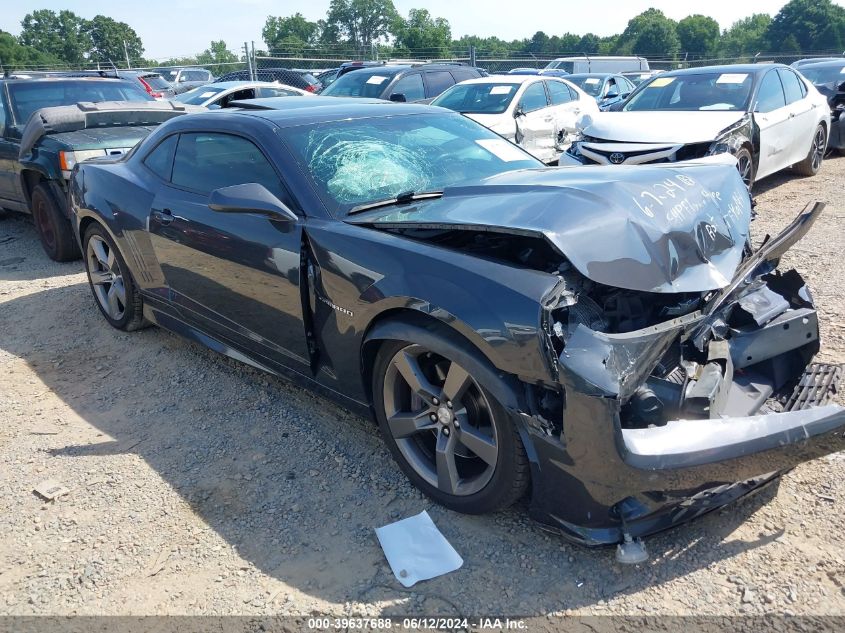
[3,0,845,60]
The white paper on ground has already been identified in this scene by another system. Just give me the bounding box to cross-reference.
[375,511,463,587]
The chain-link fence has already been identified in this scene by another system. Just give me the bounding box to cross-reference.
[252,50,844,76]
[4,46,843,77]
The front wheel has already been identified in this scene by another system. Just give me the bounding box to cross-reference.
[30,183,79,261]
[793,124,827,177]
[735,146,755,192]
[373,340,529,514]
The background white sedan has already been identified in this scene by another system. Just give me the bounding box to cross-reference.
[431,75,598,163]
[174,81,313,109]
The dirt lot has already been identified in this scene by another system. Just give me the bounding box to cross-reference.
[1,156,844,619]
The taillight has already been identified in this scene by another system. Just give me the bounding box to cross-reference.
[138,77,163,98]
[305,84,317,93]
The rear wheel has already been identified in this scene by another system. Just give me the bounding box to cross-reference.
[30,183,79,261]
[83,224,147,331]
[794,124,827,177]
[373,340,529,514]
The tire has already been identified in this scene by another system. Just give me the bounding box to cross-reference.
[793,124,827,177]
[373,339,529,514]
[82,223,147,331]
[735,146,755,192]
[30,183,80,261]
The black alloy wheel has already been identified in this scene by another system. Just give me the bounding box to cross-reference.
[374,340,529,514]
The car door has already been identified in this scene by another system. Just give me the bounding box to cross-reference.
[753,69,791,179]
[514,81,555,162]
[544,80,582,147]
[145,131,311,368]
[778,68,818,164]
[0,85,19,205]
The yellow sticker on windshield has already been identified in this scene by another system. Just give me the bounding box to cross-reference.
[648,77,675,88]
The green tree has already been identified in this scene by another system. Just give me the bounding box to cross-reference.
[527,31,549,54]
[719,14,772,57]
[576,33,601,55]
[677,15,720,57]
[20,9,90,66]
[326,0,398,49]
[196,40,238,65]
[767,0,845,53]
[618,8,680,57]
[0,30,61,69]
[392,9,452,56]
[263,13,318,52]
[85,15,144,66]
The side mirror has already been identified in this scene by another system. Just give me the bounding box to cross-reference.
[389,93,407,103]
[838,80,845,93]
[605,90,620,100]
[209,183,298,223]
[514,105,525,118]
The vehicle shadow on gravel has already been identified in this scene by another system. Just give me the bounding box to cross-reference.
[752,153,843,198]
[1,283,783,616]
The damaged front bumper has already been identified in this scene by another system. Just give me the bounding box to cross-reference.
[525,202,845,545]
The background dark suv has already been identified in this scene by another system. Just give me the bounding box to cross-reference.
[320,64,485,102]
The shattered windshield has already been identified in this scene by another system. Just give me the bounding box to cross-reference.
[624,72,754,111]
[278,112,541,216]
[431,83,518,114]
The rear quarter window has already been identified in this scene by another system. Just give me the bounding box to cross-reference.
[143,134,178,181]
[424,71,456,98]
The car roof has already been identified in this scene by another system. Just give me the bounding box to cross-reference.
[659,64,784,77]
[1,76,133,84]
[567,73,619,79]
[799,60,845,69]
[206,81,272,89]
[457,74,551,85]
[197,97,438,126]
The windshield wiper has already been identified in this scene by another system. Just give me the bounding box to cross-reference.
[348,190,444,215]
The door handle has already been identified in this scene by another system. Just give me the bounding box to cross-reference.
[152,208,174,225]
[789,112,796,118]
[544,116,554,122]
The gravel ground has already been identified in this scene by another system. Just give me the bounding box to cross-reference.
[1,156,844,619]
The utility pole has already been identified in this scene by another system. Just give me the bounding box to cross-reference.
[251,41,257,80]
[123,40,131,69]
[469,45,476,68]
[244,42,252,80]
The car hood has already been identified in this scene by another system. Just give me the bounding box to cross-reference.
[580,111,747,144]
[347,163,752,293]
[47,125,159,150]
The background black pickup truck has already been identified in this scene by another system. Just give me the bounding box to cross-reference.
[0,76,199,260]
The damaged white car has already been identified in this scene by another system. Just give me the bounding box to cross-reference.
[431,75,598,164]
[567,64,830,190]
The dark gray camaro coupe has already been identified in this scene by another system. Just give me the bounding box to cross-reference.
[70,97,844,547]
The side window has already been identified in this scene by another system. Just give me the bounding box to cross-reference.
[756,70,786,113]
[778,69,806,104]
[171,133,287,202]
[605,78,617,96]
[567,84,580,100]
[519,82,549,112]
[391,74,425,101]
[143,134,178,181]
[424,71,455,98]
[451,70,478,83]
[546,81,573,105]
